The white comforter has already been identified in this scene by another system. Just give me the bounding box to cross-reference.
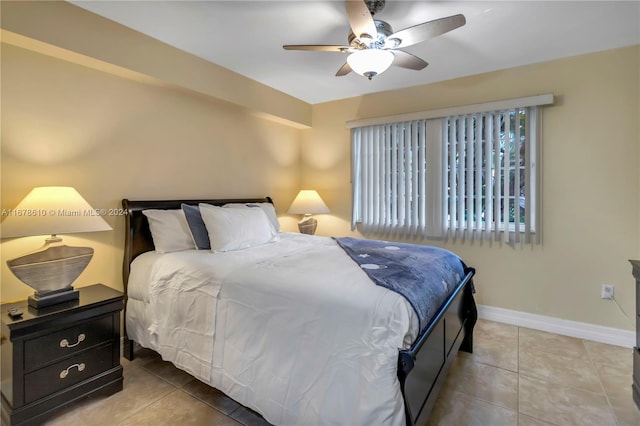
[127,233,419,425]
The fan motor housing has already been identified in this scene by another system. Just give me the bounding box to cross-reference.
[365,0,386,16]
[348,19,393,48]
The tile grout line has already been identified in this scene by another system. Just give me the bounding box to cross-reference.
[113,364,179,426]
[134,356,253,426]
[453,327,520,418]
[582,340,621,426]
[515,332,617,400]
[178,383,244,422]
[515,326,564,426]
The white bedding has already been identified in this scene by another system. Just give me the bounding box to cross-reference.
[126,232,419,425]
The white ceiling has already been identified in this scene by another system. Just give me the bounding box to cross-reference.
[70,1,640,105]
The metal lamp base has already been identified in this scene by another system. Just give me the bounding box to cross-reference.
[298,217,318,235]
[28,287,79,308]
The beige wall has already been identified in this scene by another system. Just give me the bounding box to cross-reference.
[0,44,303,302]
[0,1,311,128]
[301,45,640,331]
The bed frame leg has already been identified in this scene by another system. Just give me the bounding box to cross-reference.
[397,352,415,426]
[123,338,135,361]
[459,283,478,354]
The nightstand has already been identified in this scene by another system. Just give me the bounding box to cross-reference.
[1,284,123,426]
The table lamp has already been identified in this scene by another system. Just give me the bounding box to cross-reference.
[287,190,330,235]
[1,187,112,308]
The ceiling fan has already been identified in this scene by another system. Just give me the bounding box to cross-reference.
[283,0,466,80]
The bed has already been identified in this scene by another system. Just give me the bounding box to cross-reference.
[121,196,477,426]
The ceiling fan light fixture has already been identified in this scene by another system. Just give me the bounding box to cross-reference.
[347,49,394,80]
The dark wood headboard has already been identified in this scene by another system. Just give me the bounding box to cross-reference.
[121,197,274,289]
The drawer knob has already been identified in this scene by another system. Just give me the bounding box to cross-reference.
[59,362,86,379]
[59,333,86,348]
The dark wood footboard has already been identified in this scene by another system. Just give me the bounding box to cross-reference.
[398,267,477,426]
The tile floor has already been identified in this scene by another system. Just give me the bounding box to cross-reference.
[426,320,638,426]
[26,320,640,425]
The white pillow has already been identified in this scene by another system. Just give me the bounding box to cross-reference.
[199,203,278,252]
[142,209,196,253]
[223,202,280,231]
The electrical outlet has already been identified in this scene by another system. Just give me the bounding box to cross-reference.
[601,284,614,299]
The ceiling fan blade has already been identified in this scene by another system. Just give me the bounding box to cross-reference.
[392,50,428,70]
[336,61,353,76]
[345,0,377,41]
[283,45,352,52]
[387,14,466,49]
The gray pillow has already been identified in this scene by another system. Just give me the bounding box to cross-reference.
[181,203,210,250]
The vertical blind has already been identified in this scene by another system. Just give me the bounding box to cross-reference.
[351,119,444,237]
[351,99,545,244]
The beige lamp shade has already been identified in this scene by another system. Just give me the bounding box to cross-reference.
[287,190,330,215]
[1,186,112,238]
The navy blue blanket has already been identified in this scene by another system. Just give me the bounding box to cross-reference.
[334,237,465,334]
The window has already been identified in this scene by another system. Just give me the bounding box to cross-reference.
[350,95,550,243]
[445,107,539,243]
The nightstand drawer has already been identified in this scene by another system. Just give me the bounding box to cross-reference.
[24,315,114,371]
[24,343,114,404]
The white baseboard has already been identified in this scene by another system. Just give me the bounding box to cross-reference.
[477,304,635,348]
